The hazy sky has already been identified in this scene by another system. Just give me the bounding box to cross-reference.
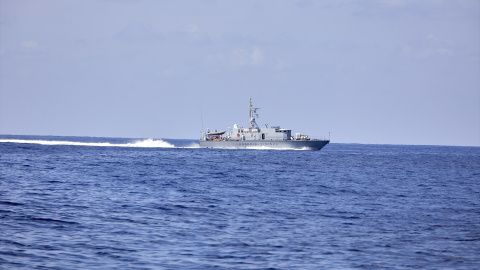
[1,0,479,146]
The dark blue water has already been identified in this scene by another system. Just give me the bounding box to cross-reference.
[1,135,479,269]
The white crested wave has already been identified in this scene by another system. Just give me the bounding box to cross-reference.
[125,138,175,148]
[184,143,200,148]
[0,138,175,148]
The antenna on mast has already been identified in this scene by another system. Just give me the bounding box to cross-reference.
[249,98,260,129]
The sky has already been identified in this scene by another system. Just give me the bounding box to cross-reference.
[0,0,479,146]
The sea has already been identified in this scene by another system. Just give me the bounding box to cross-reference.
[1,134,479,269]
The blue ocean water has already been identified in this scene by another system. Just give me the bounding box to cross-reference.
[0,135,479,269]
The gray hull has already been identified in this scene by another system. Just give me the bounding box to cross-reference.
[199,140,329,150]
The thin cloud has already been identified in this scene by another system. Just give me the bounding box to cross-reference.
[275,59,290,70]
[251,47,264,65]
[205,53,225,66]
[184,24,211,45]
[21,40,38,49]
[378,0,406,7]
[230,46,264,67]
[115,23,163,42]
[18,40,44,55]
[401,34,455,59]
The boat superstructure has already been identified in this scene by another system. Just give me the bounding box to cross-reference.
[199,98,329,150]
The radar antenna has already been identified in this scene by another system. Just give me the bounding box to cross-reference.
[249,98,260,129]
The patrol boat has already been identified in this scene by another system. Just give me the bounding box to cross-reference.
[199,98,329,150]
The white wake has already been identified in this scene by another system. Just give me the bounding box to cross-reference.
[0,138,175,148]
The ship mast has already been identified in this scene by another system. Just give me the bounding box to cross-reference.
[249,98,260,129]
